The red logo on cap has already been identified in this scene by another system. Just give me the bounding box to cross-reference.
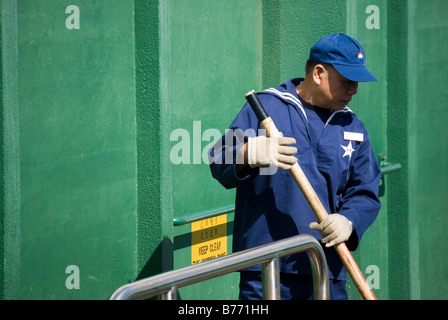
[357,52,364,60]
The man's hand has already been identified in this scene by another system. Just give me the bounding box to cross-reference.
[247,135,298,170]
[309,214,353,247]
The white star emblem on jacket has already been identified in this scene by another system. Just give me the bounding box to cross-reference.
[341,141,355,159]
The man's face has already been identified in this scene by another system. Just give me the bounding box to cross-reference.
[316,65,358,111]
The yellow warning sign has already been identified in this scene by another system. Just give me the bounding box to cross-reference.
[191,214,227,264]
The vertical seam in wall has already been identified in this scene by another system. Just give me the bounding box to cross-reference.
[1,0,21,300]
[261,0,281,89]
[159,0,174,272]
[406,0,420,300]
[346,0,358,38]
[130,0,138,282]
[387,0,413,299]
[134,0,162,278]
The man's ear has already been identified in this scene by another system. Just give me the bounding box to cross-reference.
[312,64,326,85]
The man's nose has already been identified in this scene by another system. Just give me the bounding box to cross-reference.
[347,82,358,95]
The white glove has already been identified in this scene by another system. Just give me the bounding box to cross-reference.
[309,214,353,247]
[247,135,297,170]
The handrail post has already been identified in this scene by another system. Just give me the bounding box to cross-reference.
[307,248,330,300]
[161,285,178,300]
[262,256,280,300]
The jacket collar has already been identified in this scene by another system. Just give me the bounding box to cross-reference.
[261,78,354,125]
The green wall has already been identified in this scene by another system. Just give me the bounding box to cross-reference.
[169,0,261,299]
[169,0,261,215]
[1,0,448,300]
[1,0,138,299]
[408,0,448,299]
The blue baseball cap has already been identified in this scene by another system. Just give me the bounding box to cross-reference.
[309,33,378,82]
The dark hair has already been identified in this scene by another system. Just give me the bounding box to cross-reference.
[305,59,333,75]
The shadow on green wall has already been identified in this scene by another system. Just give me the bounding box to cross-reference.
[137,236,174,282]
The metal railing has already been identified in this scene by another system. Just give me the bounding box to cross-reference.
[379,154,402,176]
[110,234,330,300]
[173,204,235,226]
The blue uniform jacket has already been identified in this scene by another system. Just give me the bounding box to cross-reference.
[209,78,381,280]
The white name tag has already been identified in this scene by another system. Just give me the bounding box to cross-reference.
[344,131,364,142]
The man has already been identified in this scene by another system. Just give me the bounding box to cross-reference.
[209,33,381,300]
